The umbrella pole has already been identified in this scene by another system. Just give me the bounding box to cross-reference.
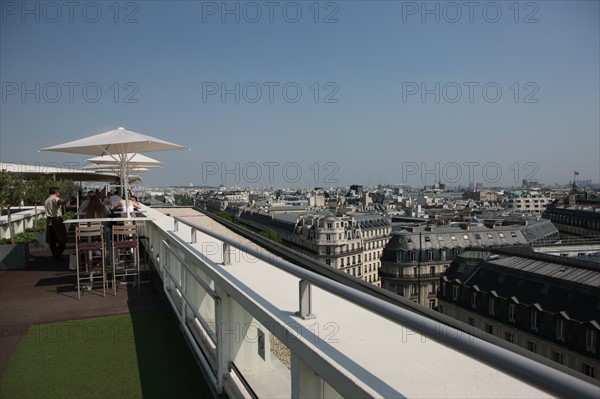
[121,161,130,218]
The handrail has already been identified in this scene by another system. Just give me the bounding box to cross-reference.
[171,215,599,398]
[162,239,219,300]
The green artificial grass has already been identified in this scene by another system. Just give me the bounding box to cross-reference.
[0,310,212,399]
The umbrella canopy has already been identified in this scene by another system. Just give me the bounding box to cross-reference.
[86,153,164,168]
[40,127,189,156]
[40,127,189,216]
[0,162,122,183]
[89,166,151,174]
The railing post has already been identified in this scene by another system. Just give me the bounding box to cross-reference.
[223,243,231,266]
[215,290,229,395]
[174,219,179,231]
[296,279,315,320]
[160,240,167,285]
[191,228,197,244]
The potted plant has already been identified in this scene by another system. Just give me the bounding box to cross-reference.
[25,217,47,251]
[0,170,27,241]
[0,232,37,269]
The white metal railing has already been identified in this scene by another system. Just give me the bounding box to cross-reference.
[0,206,45,239]
[142,212,599,398]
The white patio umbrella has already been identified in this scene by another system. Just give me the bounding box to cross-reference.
[85,166,151,174]
[86,153,162,185]
[41,127,189,217]
[87,153,164,168]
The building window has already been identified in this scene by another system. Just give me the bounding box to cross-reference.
[442,282,447,297]
[475,234,482,240]
[463,234,469,240]
[413,267,418,277]
[430,266,435,276]
[586,328,597,353]
[527,341,537,353]
[488,297,495,316]
[437,235,444,241]
[325,259,331,266]
[498,233,505,238]
[411,284,418,295]
[471,292,477,309]
[487,233,494,239]
[552,351,564,365]
[468,317,474,326]
[511,232,517,238]
[556,319,565,342]
[428,299,435,309]
[530,310,538,331]
[327,222,333,229]
[452,286,459,301]
[397,285,404,296]
[504,332,514,343]
[326,234,331,241]
[441,250,447,260]
[450,235,457,241]
[485,324,493,334]
[428,283,436,294]
[340,259,344,267]
[508,303,516,323]
[582,363,596,379]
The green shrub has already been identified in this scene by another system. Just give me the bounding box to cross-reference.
[260,229,282,244]
[214,211,233,222]
[63,211,76,221]
[34,217,47,232]
[1,232,37,245]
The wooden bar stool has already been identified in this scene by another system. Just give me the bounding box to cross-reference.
[111,223,140,295]
[75,224,106,299]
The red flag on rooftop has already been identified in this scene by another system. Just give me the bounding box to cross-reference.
[574,171,580,176]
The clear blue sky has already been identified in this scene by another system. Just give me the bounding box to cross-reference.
[1,0,599,188]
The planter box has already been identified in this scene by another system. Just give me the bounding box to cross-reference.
[30,232,47,251]
[0,243,30,269]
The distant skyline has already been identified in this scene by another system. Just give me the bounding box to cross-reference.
[1,1,599,188]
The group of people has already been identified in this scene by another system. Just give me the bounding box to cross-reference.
[44,187,142,261]
[78,188,141,217]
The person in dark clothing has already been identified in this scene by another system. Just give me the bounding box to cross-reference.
[45,187,67,261]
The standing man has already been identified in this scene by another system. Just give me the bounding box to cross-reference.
[45,187,67,261]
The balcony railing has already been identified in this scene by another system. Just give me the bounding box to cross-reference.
[140,208,598,398]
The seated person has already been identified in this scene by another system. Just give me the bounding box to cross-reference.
[109,189,122,209]
[127,189,139,202]
[87,195,109,219]
[114,197,142,214]
[78,190,97,214]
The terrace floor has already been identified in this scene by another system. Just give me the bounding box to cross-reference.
[0,245,212,398]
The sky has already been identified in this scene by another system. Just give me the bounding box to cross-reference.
[1,0,599,188]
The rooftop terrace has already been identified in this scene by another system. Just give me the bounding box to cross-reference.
[1,206,598,398]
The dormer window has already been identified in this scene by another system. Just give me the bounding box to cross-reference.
[556,319,565,342]
[530,310,538,331]
[471,292,477,309]
[586,328,597,353]
[508,303,516,323]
